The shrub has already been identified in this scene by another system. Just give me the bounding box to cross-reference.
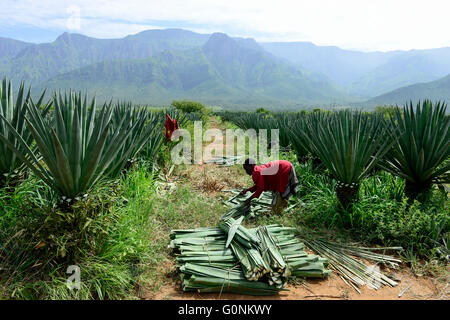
[255,107,270,114]
[171,100,206,114]
[295,166,449,257]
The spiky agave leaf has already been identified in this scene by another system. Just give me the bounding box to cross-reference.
[108,102,163,177]
[379,100,450,199]
[0,78,48,184]
[290,111,334,168]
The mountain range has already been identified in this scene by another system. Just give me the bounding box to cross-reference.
[261,42,450,100]
[0,28,449,109]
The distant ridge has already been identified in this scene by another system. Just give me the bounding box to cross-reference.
[261,42,450,98]
[0,37,33,60]
[365,73,450,106]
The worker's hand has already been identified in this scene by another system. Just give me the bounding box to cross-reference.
[239,189,249,196]
[244,197,252,207]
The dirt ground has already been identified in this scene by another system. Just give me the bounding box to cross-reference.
[146,117,449,301]
[149,268,448,300]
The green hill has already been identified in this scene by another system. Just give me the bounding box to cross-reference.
[0,29,210,84]
[3,28,450,107]
[0,37,32,61]
[365,73,450,106]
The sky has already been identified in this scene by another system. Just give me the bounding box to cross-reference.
[1,0,449,52]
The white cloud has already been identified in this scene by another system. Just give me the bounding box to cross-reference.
[1,0,449,51]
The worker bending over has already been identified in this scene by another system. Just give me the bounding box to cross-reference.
[240,158,298,214]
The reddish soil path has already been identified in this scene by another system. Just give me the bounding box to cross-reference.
[149,268,446,300]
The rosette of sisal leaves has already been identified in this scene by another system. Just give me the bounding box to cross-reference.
[0,91,141,203]
[293,110,397,208]
[379,100,449,201]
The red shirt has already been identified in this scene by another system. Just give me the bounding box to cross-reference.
[249,160,292,199]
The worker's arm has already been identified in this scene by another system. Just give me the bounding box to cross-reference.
[240,185,257,195]
[249,187,263,199]
[243,187,263,206]
[244,172,264,205]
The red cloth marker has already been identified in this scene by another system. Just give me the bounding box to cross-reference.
[164,114,179,141]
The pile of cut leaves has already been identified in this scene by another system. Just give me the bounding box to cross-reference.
[221,189,300,220]
[169,216,331,296]
[204,155,243,166]
[304,238,402,293]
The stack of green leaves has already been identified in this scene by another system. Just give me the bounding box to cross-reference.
[220,216,273,282]
[266,225,331,278]
[218,216,260,248]
[170,228,237,270]
[204,155,243,166]
[181,264,284,296]
[257,226,290,287]
[221,189,300,220]
[169,226,283,295]
[229,240,270,281]
[169,219,331,296]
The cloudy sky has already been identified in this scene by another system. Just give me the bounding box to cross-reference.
[1,0,449,52]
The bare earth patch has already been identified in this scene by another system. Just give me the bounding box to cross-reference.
[146,267,445,300]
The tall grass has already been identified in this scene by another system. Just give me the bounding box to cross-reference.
[0,164,159,299]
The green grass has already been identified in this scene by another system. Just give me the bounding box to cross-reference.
[142,183,228,293]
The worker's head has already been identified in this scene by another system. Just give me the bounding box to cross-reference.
[243,158,256,175]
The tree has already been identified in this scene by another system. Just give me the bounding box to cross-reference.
[255,107,270,114]
[171,100,206,113]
